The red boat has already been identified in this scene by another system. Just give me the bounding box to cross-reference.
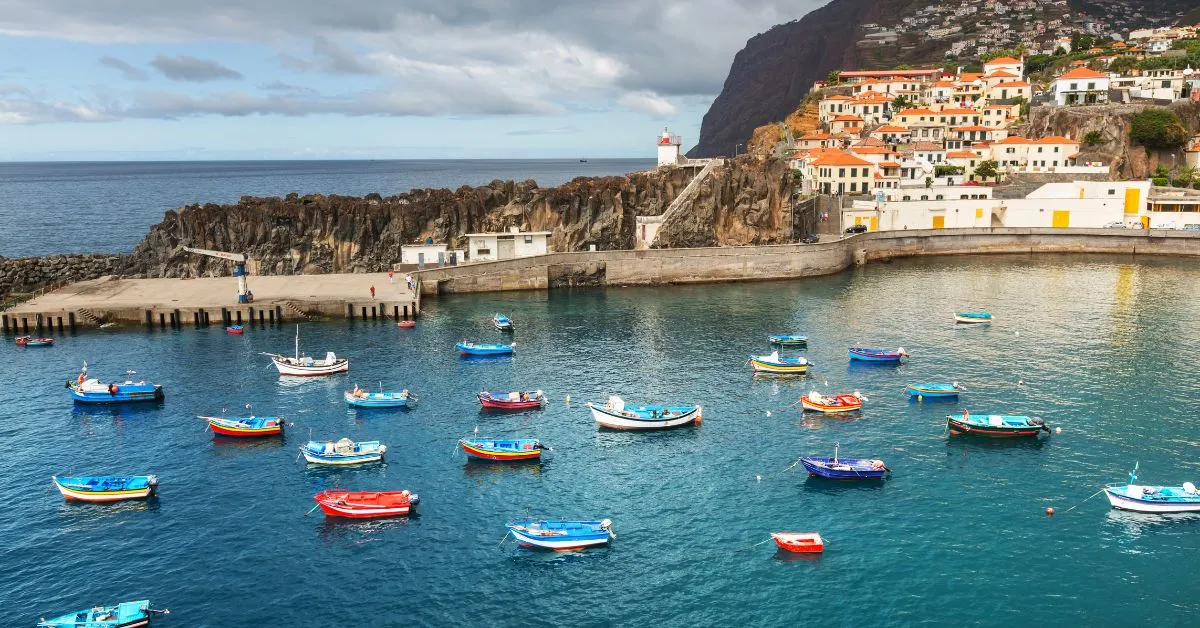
[478,390,546,410]
[15,336,54,347]
[397,320,416,328]
[801,391,864,414]
[226,326,244,335]
[771,532,824,553]
[313,489,419,518]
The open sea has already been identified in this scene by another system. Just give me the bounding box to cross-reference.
[0,159,654,258]
[3,254,1200,626]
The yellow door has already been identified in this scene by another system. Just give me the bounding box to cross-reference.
[1124,188,1141,214]
[855,217,862,226]
[1051,210,1070,228]
[1141,216,1150,229]
[869,217,878,231]
[932,215,945,229]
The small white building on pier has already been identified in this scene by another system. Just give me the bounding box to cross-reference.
[466,228,551,262]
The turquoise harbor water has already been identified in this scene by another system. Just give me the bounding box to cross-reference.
[3,254,1200,626]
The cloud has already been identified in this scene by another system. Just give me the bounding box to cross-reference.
[618,91,678,117]
[0,85,112,123]
[506,126,580,136]
[98,55,148,80]
[150,54,243,81]
[281,36,378,74]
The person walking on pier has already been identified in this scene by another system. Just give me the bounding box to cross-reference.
[388,270,394,285]
[370,285,376,299]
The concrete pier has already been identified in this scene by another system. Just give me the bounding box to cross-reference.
[1,272,418,332]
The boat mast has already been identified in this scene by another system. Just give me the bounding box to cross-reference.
[294,324,299,360]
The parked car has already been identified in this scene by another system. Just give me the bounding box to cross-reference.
[844,224,868,234]
[801,233,820,244]
[1102,221,1126,229]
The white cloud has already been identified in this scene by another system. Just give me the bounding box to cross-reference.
[618,91,678,117]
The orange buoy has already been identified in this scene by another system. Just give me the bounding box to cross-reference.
[1046,507,1055,516]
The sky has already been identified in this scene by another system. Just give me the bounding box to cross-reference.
[0,0,821,160]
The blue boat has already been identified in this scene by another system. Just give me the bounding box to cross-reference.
[459,437,545,462]
[300,438,387,465]
[66,365,163,404]
[344,386,414,408]
[38,599,168,627]
[768,334,808,346]
[799,444,889,480]
[457,341,514,357]
[52,475,158,502]
[848,347,907,363]
[906,382,965,398]
[955,312,993,324]
[493,313,514,331]
[506,519,614,550]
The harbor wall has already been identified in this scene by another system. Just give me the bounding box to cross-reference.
[416,228,1200,294]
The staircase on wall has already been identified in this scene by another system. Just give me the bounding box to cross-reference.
[649,159,724,246]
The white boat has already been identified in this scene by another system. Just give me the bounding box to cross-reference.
[1104,482,1200,513]
[264,326,348,376]
[587,396,701,430]
[300,438,387,465]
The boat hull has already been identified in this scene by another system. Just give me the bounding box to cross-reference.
[955,314,993,324]
[848,349,903,363]
[771,533,824,553]
[946,417,1046,438]
[749,358,810,374]
[17,336,54,346]
[906,385,961,398]
[1104,486,1200,513]
[205,417,284,437]
[38,600,155,628]
[456,342,513,357]
[53,476,157,502]
[479,398,544,410]
[800,396,862,414]
[507,520,611,551]
[314,490,418,518]
[800,457,887,480]
[272,356,348,376]
[69,384,164,405]
[459,440,542,461]
[301,451,385,465]
[344,391,410,408]
[588,404,701,430]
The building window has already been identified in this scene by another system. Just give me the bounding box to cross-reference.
[839,168,846,177]
[921,195,929,201]
[1087,82,1095,89]
[476,248,491,256]
[1108,189,1116,195]
[524,235,533,243]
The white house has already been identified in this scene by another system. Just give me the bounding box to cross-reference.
[400,244,466,266]
[1053,67,1111,106]
[466,228,551,262]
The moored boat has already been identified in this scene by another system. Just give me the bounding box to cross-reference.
[800,443,888,479]
[397,320,416,328]
[1104,483,1200,513]
[493,313,514,331]
[459,437,545,461]
[748,351,813,374]
[588,396,701,430]
[67,364,163,404]
[946,411,1049,438]
[768,334,808,346]
[313,489,418,518]
[955,312,993,324]
[226,325,244,334]
[506,519,614,550]
[457,341,514,357]
[300,438,387,465]
[800,391,864,413]
[906,382,965,398]
[848,347,908,363]
[203,415,285,437]
[52,475,158,502]
[16,335,54,347]
[478,390,546,410]
[771,532,824,553]
[344,385,414,408]
[264,325,348,376]
[38,599,168,627]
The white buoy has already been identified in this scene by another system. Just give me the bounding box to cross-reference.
[766,410,772,416]
[565,395,571,405]
[1055,427,1062,434]
[756,475,762,482]
[1018,380,1024,386]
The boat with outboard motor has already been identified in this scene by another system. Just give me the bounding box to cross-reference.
[799,443,889,479]
[849,347,908,363]
[313,489,418,518]
[67,363,163,404]
[946,411,1049,438]
[263,325,348,376]
[344,385,414,408]
[37,599,168,627]
[588,396,701,430]
[493,313,514,331]
[506,519,614,550]
[1103,464,1200,513]
[459,437,545,461]
[203,415,286,437]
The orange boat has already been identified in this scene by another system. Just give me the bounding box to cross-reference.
[771,532,824,553]
[397,320,416,328]
[314,489,419,518]
[800,391,864,413]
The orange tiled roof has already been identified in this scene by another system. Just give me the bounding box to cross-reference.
[947,150,977,158]
[1057,67,1107,80]
[995,136,1033,144]
[952,125,993,132]
[873,125,910,133]
[810,151,874,167]
[985,56,1021,65]
[995,80,1031,87]
[878,161,901,168]
[897,108,938,116]
[986,70,1020,79]
[1035,136,1078,144]
[833,114,864,121]
[911,142,945,151]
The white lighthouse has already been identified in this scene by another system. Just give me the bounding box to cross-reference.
[657,127,682,167]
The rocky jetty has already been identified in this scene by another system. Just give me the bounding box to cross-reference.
[1,158,800,302]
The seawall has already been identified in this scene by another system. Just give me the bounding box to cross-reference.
[415,228,1200,294]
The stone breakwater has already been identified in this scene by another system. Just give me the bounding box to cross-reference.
[0,157,800,303]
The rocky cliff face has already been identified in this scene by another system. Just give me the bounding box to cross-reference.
[1,159,801,301]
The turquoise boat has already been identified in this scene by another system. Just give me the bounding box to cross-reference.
[38,599,168,627]
[906,382,965,398]
[768,334,808,346]
[955,312,993,324]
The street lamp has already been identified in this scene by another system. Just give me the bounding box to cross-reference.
[1171,153,1177,187]
[734,143,743,157]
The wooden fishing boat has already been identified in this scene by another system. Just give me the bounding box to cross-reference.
[203,415,285,437]
[506,519,614,550]
[493,313,514,331]
[52,475,158,502]
[459,437,545,461]
[67,365,163,404]
[313,489,418,518]
[225,325,244,334]
[906,382,965,398]
[955,312,993,324]
[748,351,813,374]
[946,412,1049,438]
[397,320,416,328]
[457,341,514,357]
[344,386,413,408]
[800,391,864,413]
[848,347,908,363]
[1105,483,1200,513]
[38,599,168,627]
[300,438,387,465]
[771,532,824,553]
[16,335,54,347]
[478,390,546,410]
[588,396,701,430]
[768,334,808,346]
[800,444,888,479]
[264,325,348,376]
